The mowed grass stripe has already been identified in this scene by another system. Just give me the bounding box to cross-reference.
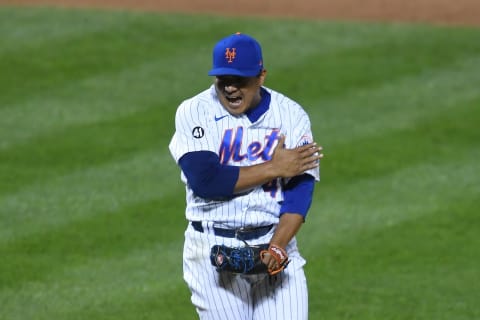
[0,7,151,52]
[0,240,190,320]
[0,7,222,51]
[305,101,479,318]
[0,104,174,195]
[0,54,210,150]
[0,149,471,315]
[0,11,214,149]
[0,13,340,149]
[2,153,476,320]
[301,97,480,246]
[307,199,479,320]
[0,149,182,242]
[0,8,228,108]
[308,56,480,144]
[303,146,480,249]
[1,89,477,241]
[2,12,479,147]
[2,96,476,314]
[0,195,184,288]
[323,96,480,185]
[265,24,480,100]
[2,54,479,195]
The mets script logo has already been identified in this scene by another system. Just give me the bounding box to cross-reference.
[225,48,236,63]
[219,127,280,164]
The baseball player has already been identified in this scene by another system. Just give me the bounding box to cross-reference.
[169,32,322,320]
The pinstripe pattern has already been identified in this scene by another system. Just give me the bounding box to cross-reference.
[170,84,318,319]
[169,85,319,228]
[184,224,308,320]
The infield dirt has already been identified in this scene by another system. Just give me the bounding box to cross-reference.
[0,0,479,26]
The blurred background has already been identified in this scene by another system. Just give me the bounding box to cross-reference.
[0,1,479,319]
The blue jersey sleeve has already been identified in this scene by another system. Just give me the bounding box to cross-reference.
[280,174,315,219]
[178,151,239,199]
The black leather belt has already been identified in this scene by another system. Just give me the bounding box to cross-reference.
[191,221,273,241]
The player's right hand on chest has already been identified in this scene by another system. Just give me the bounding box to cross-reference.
[271,135,322,178]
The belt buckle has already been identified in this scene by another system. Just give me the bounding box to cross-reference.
[234,227,244,239]
[235,227,249,240]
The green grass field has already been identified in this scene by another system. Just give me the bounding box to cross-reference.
[1,6,479,320]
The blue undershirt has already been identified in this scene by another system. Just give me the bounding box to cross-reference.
[245,87,270,123]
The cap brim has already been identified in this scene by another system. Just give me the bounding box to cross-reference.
[208,67,260,77]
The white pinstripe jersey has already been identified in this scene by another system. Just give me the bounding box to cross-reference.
[169,85,320,229]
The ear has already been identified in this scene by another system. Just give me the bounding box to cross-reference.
[258,69,267,86]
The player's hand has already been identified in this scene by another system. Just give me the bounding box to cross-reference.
[270,135,323,178]
[260,244,289,275]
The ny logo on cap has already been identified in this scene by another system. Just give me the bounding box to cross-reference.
[225,48,236,63]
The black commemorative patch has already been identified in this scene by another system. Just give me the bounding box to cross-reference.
[192,126,205,139]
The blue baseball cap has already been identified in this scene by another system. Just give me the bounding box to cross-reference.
[208,32,264,77]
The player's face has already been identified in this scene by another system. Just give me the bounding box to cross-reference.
[214,71,266,116]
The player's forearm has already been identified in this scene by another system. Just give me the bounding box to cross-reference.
[233,161,277,193]
[233,139,320,193]
[269,213,304,248]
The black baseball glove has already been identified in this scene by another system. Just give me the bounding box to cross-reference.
[210,244,289,275]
